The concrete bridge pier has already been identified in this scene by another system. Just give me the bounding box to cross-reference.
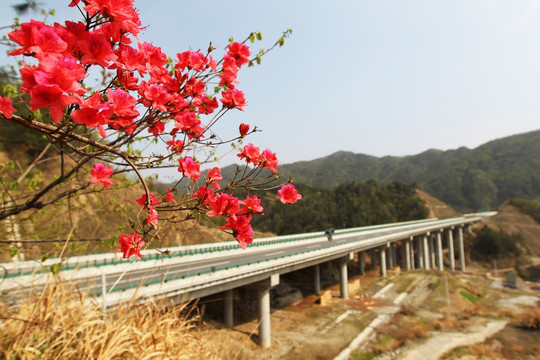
[313,264,321,295]
[390,242,397,269]
[457,226,466,271]
[415,236,423,269]
[223,289,234,328]
[410,237,416,270]
[386,245,393,270]
[370,249,377,269]
[447,228,455,271]
[380,246,387,277]
[339,253,354,299]
[429,235,436,269]
[250,274,280,348]
[436,231,444,271]
[423,235,431,270]
[402,238,411,271]
[358,251,366,275]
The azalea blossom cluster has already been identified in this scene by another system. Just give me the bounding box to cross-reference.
[1,0,299,260]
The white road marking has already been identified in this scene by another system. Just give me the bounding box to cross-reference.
[393,292,407,304]
[373,283,394,299]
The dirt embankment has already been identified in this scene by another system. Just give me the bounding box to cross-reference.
[482,202,540,258]
[417,190,459,219]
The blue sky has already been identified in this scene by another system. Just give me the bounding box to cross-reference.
[1,1,540,170]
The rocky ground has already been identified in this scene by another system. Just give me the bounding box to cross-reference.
[195,264,540,360]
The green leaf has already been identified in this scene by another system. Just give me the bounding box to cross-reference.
[228,36,234,43]
[49,263,61,277]
[2,84,17,98]
[249,33,255,43]
[105,235,118,249]
[9,247,19,258]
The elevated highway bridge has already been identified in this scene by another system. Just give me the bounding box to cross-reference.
[1,212,496,348]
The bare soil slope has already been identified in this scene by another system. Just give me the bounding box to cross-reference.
[482,202,540,257]
[417,190,459,219]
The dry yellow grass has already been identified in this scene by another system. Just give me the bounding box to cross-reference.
[519,307,540,330]
[0,281,216,360]
[433,315,461,331]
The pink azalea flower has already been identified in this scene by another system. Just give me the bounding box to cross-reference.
[220,88,246,111]
[90,162,115,189]
[118,231,145,260]
[178,156,201,181]
[220,215,253,249]
[278,184,302,204]
[0,96,16,119]
[164,187,176,203]
[206,193,239,218]
[227,42,251,68]
[148,119,165,136]
[239,123,250,138]
[166,137,185,155]
[135,193,158,209]
[237,143,260,164]
[192,185,215,204]
[207,167,222,190]
[260,148,279,172]
[239,195,264,215]
[146,206,159,229]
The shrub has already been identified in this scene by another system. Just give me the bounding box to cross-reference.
[472,226,524,260]
[519,307,540,330]
[509,198,540,224]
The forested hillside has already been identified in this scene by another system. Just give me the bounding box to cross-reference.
[250,181,428,235]
[275,130,540,211]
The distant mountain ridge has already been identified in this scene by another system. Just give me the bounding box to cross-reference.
[273,130,540,211]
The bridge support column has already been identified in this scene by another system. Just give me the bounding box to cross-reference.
[380,246,387,277]
[447,228,455,271]
[223,289,234,328]
[415,237,423,269]
[251,274,279,348]
[359,251,366,276]
[390,242,397,269]
[370,249,377,268]
[314,264,321,295]
[423,235,431,270]
[457,226,466,271]
[339,253,353,299]
[410,238,416,270]
[402,239,411,271]
[386,245,393,269]
[429,235,436,269]
[436,231,444,271]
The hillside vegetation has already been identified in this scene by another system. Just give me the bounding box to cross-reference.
[482,199,540,258]
[275,130,540,211]
[251,180,428,235]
